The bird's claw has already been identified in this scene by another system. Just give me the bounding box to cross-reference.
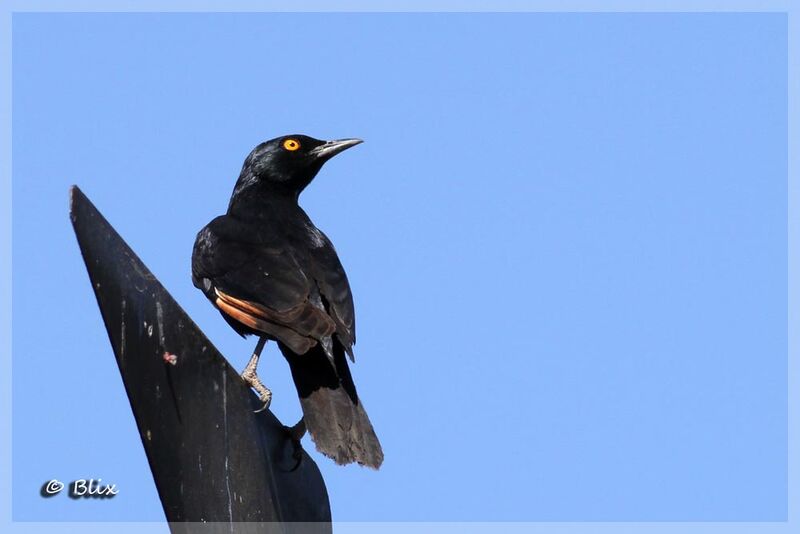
[254,391,272,413]
[289,443,303,472]
[241,368,272,413]
[289,418,307,441]
[283,420,306,472]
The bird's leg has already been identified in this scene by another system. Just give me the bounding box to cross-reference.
[283,417,307,471]
[289,417,306,441]
[241,336,272,412]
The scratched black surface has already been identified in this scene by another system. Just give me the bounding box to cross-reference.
[70,186,332,534]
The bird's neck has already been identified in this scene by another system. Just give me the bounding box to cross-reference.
[227,180,301,220]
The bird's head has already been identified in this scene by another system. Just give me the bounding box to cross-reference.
[233,134,362,200]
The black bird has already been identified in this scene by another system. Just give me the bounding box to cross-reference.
[191,135,383,469]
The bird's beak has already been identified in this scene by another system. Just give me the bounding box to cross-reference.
[310,138,363,161]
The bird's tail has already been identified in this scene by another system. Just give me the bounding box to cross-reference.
[280,342,384,469]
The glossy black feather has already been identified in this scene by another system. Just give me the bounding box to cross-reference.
[191,134,381,468]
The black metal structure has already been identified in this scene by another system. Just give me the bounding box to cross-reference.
[70,186,331,534]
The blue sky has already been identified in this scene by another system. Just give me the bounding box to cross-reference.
[11,12,787,522]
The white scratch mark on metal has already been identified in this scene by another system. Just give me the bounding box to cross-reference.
[120,299,126,363]
[155,301,166,348]
[222,372,233,525]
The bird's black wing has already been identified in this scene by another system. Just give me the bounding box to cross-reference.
[308,237,357,359]
[192,216,336,354]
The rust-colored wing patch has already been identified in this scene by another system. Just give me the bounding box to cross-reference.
[216,296,269,333]
[216,289,274,321]
[214,288,335,353]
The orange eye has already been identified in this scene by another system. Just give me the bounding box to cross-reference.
[283,139,301,151]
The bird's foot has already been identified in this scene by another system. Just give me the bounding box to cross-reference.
[283,418,306,471]
[253,390,272,413]
[241,367,272,413]
[289,417,307,441]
